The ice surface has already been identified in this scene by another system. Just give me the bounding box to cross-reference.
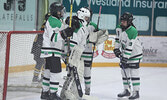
[6,67,167,100]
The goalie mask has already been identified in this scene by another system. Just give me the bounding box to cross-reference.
[50,2,66,19]
[77,7,91,26]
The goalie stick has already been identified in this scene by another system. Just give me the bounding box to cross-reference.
[61,0,83,99]
[71,66,83,97]
[91,6,102,67]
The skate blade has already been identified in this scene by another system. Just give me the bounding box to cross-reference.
[129,99,139,100]
[117,97,129,100]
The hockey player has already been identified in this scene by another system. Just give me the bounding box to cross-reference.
[77,7,109,95]
[31,13,51,83]
[40,2,75,100]
[60,7,108,100]
[114,12,142,100]
[60,14,89,100]
[77,7,97,95]
[31,33,45,83]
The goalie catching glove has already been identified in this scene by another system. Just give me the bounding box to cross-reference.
[89,30,109,45]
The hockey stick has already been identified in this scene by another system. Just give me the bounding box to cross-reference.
[63,0,83,98]
[72,66,83,97]
[91,6,102,67]
[66,0,73,65]
[120,57,131,92]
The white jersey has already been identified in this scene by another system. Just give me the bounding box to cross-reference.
[63,23,89,54]
[81,22,97,61]
[41,16,67,58]
[115,25,143,63]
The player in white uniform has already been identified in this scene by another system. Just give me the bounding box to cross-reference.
[40,2,75,100]
[60,15,90,100]
[114,12,142,100]
[77,7,98,95]
[60,7,108,100]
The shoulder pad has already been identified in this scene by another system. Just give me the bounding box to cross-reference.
[48,16,62,28]
[125,26,138,40]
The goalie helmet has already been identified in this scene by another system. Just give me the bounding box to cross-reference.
[120,12,134,25]
[77,7,91,26]
[50,2,66,19]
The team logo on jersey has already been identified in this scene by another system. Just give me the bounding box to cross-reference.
[44,51,48,55]
[101,36,116,59]
[93,45,99,58]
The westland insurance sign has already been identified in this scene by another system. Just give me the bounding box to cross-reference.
[63,0,167,36]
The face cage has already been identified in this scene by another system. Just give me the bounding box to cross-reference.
[59,7,66,19]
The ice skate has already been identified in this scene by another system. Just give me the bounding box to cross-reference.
[41,90,49,100]
[117,89,130,98]
[49,92,61,100]
[85,87,90,95]
[129,91,139,100]
[32,75,40,83]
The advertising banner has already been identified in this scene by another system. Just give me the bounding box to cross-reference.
[139,36,167,63]
[93,35,120,63]
[0,0,36,31]
[93,35,167,63]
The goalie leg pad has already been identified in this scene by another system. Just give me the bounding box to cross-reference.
[69,45,84,67]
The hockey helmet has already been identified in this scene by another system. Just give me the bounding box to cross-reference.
[50,2,66,19]
[120,12,134,25]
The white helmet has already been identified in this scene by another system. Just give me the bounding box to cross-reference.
[77,7,91,26]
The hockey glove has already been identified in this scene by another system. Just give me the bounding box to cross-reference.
[89,30,106,44]
[121,57,128,64]
[65,16,80,30]
[60,27,74,40]
[113,48,121,58]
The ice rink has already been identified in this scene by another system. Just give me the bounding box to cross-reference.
[6,67,167,100]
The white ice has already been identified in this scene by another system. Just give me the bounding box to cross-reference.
[6,67,167,100]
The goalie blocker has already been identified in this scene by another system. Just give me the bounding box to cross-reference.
[89,30,109,46]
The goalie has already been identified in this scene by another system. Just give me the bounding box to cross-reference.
[78,7,109,95]
[60,7,108,100]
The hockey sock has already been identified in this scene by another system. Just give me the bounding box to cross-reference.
[42,69,50,92]
[121,68,131,90]
[84,67,91,89]
[130,69,140,91]
[33,68,40,77]
[50,72,61,93]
